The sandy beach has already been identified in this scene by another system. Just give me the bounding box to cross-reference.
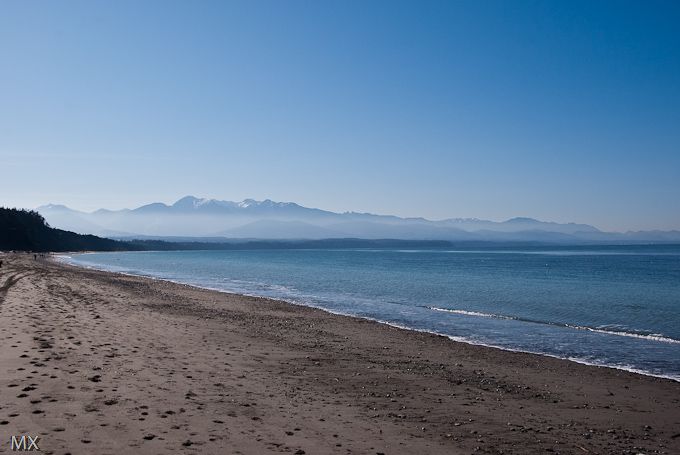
[0,253,678,454]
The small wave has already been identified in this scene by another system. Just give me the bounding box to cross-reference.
[427,306,515,320]
[565,325,680,344]
[427,306,680,344]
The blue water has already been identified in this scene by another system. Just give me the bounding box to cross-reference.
[63,245,680,380]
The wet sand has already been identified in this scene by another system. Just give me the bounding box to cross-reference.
[0,253,679,454]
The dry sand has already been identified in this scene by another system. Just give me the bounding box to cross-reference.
[0,253,678,454]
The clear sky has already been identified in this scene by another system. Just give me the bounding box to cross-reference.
[1,0,678,231]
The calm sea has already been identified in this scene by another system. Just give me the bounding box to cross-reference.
[63,245,680,380]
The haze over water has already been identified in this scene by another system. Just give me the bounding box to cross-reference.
[65,244,680,380]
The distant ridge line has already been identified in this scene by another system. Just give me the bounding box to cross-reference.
[34,196,680,243]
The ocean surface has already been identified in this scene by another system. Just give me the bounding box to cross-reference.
[62,245,680,380]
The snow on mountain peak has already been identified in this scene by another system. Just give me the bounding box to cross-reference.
[238,199,259,208]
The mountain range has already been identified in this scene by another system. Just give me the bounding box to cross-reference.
[36,196,680,243]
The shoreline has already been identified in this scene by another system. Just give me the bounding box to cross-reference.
[58,253,680,383]
[1,253,679,454]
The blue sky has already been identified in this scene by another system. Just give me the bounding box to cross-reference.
[1,0,678,231]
